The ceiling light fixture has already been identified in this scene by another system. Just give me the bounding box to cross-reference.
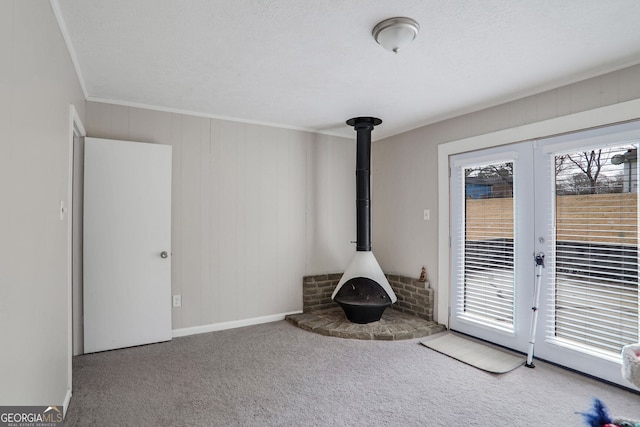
[372,17,420,54]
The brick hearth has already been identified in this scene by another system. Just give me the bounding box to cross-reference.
[285,273,446,340]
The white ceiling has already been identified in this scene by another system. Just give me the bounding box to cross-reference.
[54,0,640,140]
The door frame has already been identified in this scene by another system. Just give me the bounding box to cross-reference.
[65,104,86,415]
[437,98,640,328]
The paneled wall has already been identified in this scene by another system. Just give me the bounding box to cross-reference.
[0,1,85,407]
[372,63,640,320]
[85,102,355,330]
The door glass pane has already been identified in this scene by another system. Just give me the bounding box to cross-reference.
[463,162,515,330]
[554,144,639,355]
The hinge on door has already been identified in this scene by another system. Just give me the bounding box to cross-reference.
[449,166,451,178]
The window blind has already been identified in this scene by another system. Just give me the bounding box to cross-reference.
[460,162,515,330]
[552,145,639,355]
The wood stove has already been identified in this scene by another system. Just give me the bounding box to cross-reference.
[331,117,397,324]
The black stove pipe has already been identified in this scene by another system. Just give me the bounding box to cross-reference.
[346,116,382,252]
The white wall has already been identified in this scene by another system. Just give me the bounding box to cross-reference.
[85,63,640,332]
[372,63,640,322]
[84,102,355,330]
[0,1,85,406]
[3,0,637,410]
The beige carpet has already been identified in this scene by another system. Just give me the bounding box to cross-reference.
[421,333,525,373]
[64,321,640,426]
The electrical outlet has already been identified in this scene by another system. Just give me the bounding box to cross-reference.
[172,294,181,307]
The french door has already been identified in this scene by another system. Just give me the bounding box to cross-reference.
[450,141,535,351]
[450,121,639,388]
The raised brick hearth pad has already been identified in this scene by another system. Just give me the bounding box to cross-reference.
[285,273,446,340]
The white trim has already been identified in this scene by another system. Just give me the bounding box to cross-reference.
[454,314,517,336]
[62,388,72,418]
[545,337,622,365]
[87,97,349,139]
[540,120,640,154]
[50,1,89,99]
[451,151,519,168]
[437,97,640,326]
[71,104,87,137]
[66,105,85,414]
[171,311,303,338]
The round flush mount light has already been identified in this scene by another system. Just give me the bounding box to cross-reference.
[372,17,420,54]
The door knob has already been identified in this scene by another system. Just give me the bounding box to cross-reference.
[160,251,169,259]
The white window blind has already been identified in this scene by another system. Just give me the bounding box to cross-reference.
[459,161,515,330]
[552,144,639,356]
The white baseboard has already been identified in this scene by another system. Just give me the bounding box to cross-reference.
[171,311,302,338]
[63,388,72,418]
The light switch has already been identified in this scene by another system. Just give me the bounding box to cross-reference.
[423,209,430,221]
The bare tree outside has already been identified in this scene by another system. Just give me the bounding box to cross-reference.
[555,146,636,195]
[565,149,606,194]
[465,148,634,197]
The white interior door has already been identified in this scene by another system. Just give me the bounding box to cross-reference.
[83,137,172,353]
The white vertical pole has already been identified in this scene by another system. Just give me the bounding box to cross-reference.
[525,253,545,368]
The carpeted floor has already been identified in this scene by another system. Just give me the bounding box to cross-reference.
[65,320,640,426]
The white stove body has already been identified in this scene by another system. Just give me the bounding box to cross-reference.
[331,251,397,303]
